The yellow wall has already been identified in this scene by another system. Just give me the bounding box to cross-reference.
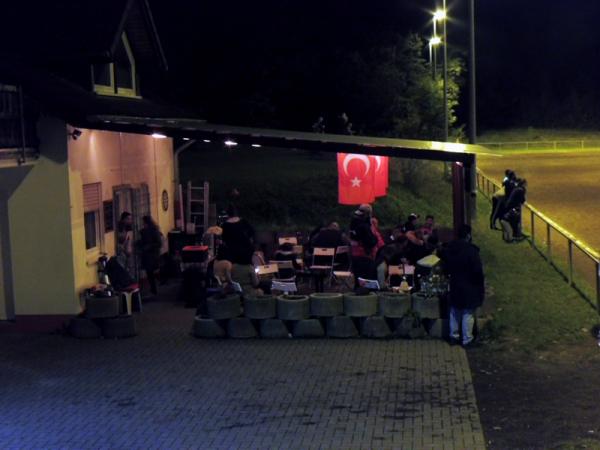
[4,118,78,315]
[0,197,7,319]
[68,129,175,297]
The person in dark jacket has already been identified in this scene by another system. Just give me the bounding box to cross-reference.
[439,224,485,347]
[220,205,255,265]
[349,204,377,259]
[311,222,347,249]
[139,215,162,295]
[500,178,527,242]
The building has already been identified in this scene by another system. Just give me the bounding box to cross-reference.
[0,0,185,330]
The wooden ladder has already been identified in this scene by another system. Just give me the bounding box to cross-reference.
[186,181,209,235]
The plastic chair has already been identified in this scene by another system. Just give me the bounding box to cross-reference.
[119,283,142,314]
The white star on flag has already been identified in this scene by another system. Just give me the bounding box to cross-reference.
[351,177,361,187]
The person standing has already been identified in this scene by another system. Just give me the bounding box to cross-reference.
[139,215,163,296]
[439,224,485,347]
[116,212,134,275]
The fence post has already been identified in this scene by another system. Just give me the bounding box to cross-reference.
[546,223,552,261]
[530,210,535,246]
[568,240,573,286]
[596,261,600,312]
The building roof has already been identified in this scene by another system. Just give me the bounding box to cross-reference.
[0,0,167,70]
[86,115,496,164]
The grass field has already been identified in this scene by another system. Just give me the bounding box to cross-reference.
[181,144,599,352]
[480,128,600,143]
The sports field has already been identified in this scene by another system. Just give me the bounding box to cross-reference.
[478,150,600,250]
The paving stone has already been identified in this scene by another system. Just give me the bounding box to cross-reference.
[191,317,226,338]
[343,293,378,317]
[310,293,344,317]
[292,319,325,338]
[361,316,392,339]
[227,317,258,338]
[259,319,290,339]
[377,292,411,318]
[0,283,485,450]
[412,294,442,319]
[326,316,358,338]
[244,295,276,319]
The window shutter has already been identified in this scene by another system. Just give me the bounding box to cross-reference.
[83,183,101,212]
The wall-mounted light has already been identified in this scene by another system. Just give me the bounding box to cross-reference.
[251,144,261,148]
[183,137,191,141]
[224,140,238,147]
[68,129,82,140]
[152,132,167,139]
[203,139,211,143]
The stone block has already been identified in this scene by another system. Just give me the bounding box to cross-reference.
[377,293,411,318]
[310,293,343,317]
[361,316,391,339]
[207,294,241,320]
[326,316,358,338]
[292,319,325,338]
[412,294,441,319]
[426,318,449,338]
[192,317,226,338]
[343,293,378,317]
[277,295,310,321]
[259,319,290,338]
[227,317,258,338]
[244,295,276,319]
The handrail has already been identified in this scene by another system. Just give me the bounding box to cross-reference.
[476,169,600,261]
[479,139,600,150]
[476,168,600,310]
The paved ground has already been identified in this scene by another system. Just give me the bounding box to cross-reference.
[1,293,485,450]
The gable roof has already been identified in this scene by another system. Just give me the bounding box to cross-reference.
[0,0,167,70]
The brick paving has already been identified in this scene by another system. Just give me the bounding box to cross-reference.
[0,292,485,450]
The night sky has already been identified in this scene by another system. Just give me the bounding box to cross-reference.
[150,0,600,132]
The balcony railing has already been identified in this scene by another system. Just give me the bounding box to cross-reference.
[0,84,38,165]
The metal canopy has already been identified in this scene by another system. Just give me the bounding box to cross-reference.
[88,115,491,164]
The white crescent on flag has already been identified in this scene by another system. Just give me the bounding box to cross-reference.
[343,154,371,178]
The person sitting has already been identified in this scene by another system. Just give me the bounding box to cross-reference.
[375,244,406,290]
[311,221,347,249]
[420,215,436,239]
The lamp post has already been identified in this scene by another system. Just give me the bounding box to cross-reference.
[432,9,446,81]
[429,36,441,79]
[441,1,448,143]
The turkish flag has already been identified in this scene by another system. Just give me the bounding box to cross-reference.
[337,153,375,205]
[371,155,389,197]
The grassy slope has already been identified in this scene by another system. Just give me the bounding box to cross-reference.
[180,145,452,230]
[181,145,598,352]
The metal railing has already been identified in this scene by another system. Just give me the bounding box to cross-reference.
[476,169,600,310]
[480,140,600,151]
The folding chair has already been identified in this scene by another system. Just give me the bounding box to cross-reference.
[271,280,298,294]
[269,259,296,281]
[255,263,279,281]
[278,236,298,246]
[332,245,353,291]
[309,247,336,292]
[357,278,380,291]
[388,265,404,288]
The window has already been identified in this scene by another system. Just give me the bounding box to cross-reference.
[92,32,138,97]
[84,211,99,250]
[83,183,102,251]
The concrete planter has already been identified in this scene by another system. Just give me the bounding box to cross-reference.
[192,316,226,338]
[244,295,276,319]
[377,292,411,318]
[326,316,358,338]
[259,319,290,338]
[277,295,310,321]
[310,293,343,317]
[426,318,449,338]
[207,294,241,320]
[412,294,441,319]
[100,316,136,339]
[361,316,391,339]
[292,319,325,338]
[84,296,120,319]
[227,317,258,338]
[343,293,378,317]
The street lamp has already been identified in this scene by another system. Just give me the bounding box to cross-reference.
[429,36,441,79]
